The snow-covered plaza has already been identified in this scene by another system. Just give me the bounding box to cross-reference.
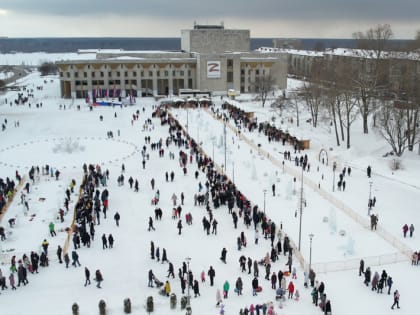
[0,67,419,315]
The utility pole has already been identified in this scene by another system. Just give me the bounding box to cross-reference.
[309,233,314,272]
[224,122,227,173]
[186,257,192,314]
[298,165,304,251]
[263,189,267,214]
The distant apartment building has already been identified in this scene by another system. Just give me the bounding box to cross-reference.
[56,24,287,99]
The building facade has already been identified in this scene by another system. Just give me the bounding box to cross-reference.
[56,24,287,99]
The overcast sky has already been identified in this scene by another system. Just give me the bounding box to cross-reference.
[0,0,419,38]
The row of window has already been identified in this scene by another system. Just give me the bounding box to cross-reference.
[75,78,194,88]
[63,70,192,79]
[69,64,192,70]
[73,78,194,91]
[240,69,266,76]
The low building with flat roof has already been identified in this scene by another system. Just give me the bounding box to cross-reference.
[56,24,287,99]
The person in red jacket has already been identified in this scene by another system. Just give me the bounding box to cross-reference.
[287,281,295,299]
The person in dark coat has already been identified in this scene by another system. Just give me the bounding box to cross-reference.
[208,266,215,286]
[177,219,183,235]
[161,248,167,264]
[71,251,81,267]
[57,245,63,264]
[364,267,371,286]
[220,248,227,263]
[150,241,155,259]
[148,217,155,231]
[309,268,316,287]
[167,262,175,278]
[367,165,371,178]
[271,272,277,289]
[235,276,243,295]
[95,269,103,288]
[193,279,200,297]
[387,277,393,295]
[102,234,108,249]
[64,253,70,268]
[311,287,319,306]
[114,212,120,226]
[84,267,91,286]
[285,255,292,273]
[252,277,259,296]
[359,259,364,276]
[324,300,332,315]
[108,234,114,248]
[17,263,25,286]
[148,269,155,287]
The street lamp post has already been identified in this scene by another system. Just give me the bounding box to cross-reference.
[309,233,314,272]
[263,189,267,214]
[332,161,337,192]
[185,257,192,314]
[298,165,304,251]
[186,108,189,134]
[232,161,235,184]
[224,122,227,173]
[368,181,373,215]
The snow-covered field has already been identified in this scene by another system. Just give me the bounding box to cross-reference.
[0,64,419,315]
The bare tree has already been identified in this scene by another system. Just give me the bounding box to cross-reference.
[300,58,326,128]
[289,92,301,127]
[389,57,420,152]
[353,24,393,59]
[39,62,58,76]
[352,24,394,134]
[377,100,409,156]
[253,74,275,107]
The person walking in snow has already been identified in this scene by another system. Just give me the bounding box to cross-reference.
[235,276,243,295]
[208,266,215,286]
[403,224,409,237]
[95,269,103,288]
[387,276,393,295]
[391,289,400,309]
[114,212,120,226]
[193,279,200,297]
[252,277,259,296]
[57,245,63,264]
[171,193,177,206]
[216,289,222,306]
[148,217,155,231]
[220,248,227,264]
[287,281,295,299]
[108,234,114,248]
[71,251,81,267]
[165,261,174,278]
[64,253,70,268]
[49,222,56,237]
[148,269,155,287]
[359,259,364,276]
[84,267,91,286]
[409,224,415,237]
[101,233,108,249]
[177,219,183,235]
[223,280,230,299]
[164,280,171,296]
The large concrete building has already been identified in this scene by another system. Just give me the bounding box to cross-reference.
[56,24,287,99]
